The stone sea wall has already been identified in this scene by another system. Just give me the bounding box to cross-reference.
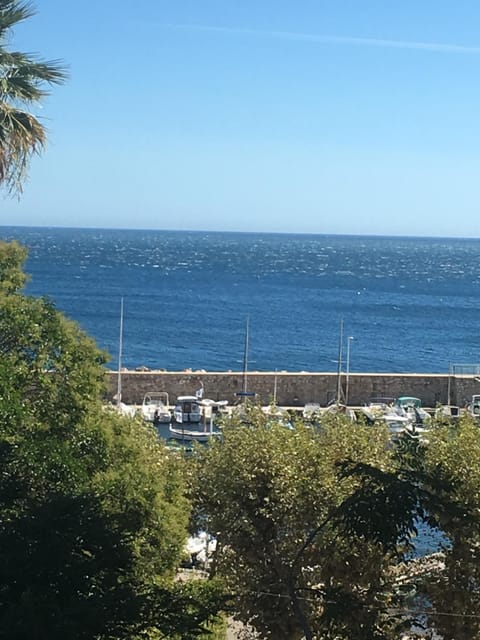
[106,370,480,408]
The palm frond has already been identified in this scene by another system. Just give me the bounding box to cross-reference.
[0,104,46,194]
[0,0,67,195]
[0,50,67,87]
[0,0,35,40]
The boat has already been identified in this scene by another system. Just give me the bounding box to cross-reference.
[468,394,480,417]
[169,397,227,441]
[325,402,357,422]
[168,425,212,442]
[393,396,431,425]
[198,398,229,420]
[435,404,460,420]
[360,397,395,421]
[303,402,322,421]
[183,531,217,569]
[173,395,202,424]
[141,392,171,423]
[261,404,294,429]
[116,402,138,417]
[360,398,420,439]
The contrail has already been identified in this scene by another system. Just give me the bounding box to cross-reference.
[161,23,480,55]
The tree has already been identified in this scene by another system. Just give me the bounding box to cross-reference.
[0,0,66,195]
[191,406,411,640]
[0,241,224,639]
[417,416,480,640]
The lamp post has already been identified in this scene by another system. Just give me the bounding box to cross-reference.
[346,336,354,406]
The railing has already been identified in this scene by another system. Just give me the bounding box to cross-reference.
[450,364,480,376]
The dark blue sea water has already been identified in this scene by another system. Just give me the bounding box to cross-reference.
[1,226,480,374]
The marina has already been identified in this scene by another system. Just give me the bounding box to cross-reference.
[112,372,480,447]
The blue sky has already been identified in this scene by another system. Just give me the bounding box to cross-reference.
[3,0,480,236]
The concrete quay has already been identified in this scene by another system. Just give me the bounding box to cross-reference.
[107,369,480,408]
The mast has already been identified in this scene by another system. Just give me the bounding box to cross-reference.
[242,315,250,396]
[336,318,344,405]
[117,297,124,407]
[447,361,452,406]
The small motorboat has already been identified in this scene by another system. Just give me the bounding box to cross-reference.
[361,397,429,440]
[173,395,202,424]
[468,395,480,418]
[394,397,430,424]
[141,392,171,424]
[168,425,212,443]
[303,402,322,421]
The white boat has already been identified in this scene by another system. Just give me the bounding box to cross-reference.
[261,405,294,429]
[303,402,322,420]
[435,404,460,420]
[468,395,480,418]
[198,398,229,419]
[361,398,419,439]
[141,392,171,423]
[384,413,419,439]
[360,397,395,421]
[116,402,137,418]
[325,402,357,422]
[393,396,431,425]
[184,531,217,569]
[170,396,229,438]
[173,395,202,424]
[169,425,212,442]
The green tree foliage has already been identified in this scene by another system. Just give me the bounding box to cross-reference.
[418,416,480,640]
[192,405,480,639]
[191,406,412,640]
[0,0,67,195]
[0,242,224,639]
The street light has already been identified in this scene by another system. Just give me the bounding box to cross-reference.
[346,336,354,405]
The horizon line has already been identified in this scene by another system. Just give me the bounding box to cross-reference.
[1,223,478,242]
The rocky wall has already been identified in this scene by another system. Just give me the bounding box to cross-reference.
[106,370,480,408]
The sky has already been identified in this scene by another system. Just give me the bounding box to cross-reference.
[3,0,480,236]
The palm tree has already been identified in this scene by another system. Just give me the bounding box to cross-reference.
[0,0,66,195]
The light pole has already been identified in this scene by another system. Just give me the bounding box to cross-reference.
[346,336,354,406]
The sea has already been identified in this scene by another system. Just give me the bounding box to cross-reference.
[1,226,480,375]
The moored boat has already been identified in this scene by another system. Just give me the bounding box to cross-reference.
[173,395,202,424]
[303,402,321,421]
[325,402,357,422]
[393,396,430,425]
[468,394,480,418]
[361,397,424,439]
[168,425,212,442]
[141,392,171,423]
[169,397,229,441]
[261,404,294,429]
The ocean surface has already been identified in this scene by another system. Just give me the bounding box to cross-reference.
[1,226,480,374]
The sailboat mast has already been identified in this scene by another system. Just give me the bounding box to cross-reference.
[242,315,250,395]
[117,297,124,407]
[336,318,344,405]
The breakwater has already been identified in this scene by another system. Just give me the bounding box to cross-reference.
[107,370,480,408]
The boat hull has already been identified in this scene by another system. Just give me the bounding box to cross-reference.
[168,426,212,442]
